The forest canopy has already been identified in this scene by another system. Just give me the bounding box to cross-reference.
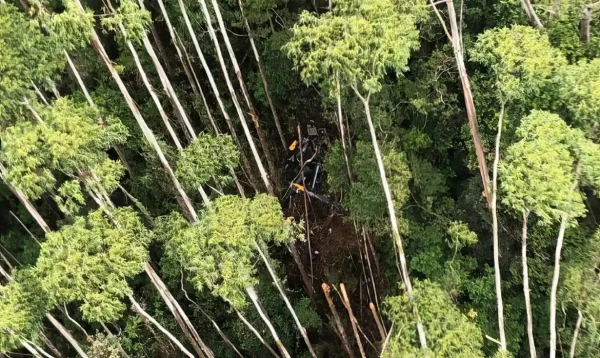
[1,0,600,357]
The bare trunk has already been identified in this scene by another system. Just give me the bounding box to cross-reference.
[446,0,491,206]
[521,0,543,28]
[321,283,354,358]
[239,0,286,149]
[369,302,386,341]
[288,243,316,300]
[581,3,600,43]
[235,310,281,358]
[196,0,274,195]
[208,0,277,184]
[550,163,582,358]
[31,81,49,105]
[491,102,508,351]
[144,262,213,358]
[45,314,89,358]
[73,0,198,221]
[120,25,183,151]
[352,89,428,350]
[39,333,64,358]
[148,23,175,78]
[339,283,365,358]
[29,340,57,358]
[0,163,51,234]
[245,286,292,358]
[522,211,536,358]
[176,0,259,190]
[336,75,353,182]
[254,242,317,357]
[128,295,195,358]
[569,310,583,358]
[21,339,44,358]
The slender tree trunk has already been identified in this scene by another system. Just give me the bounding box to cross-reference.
[128,295,195,358]
[207,0,277,184]
[245,287,292,358]
[369,302,386,342]
[175,0,259,190]
[569,310,583,358]
[117,22,184,151]
[322,283,354,358]
[31,81,49,105]
[195,0,274,195]
[148,23,175,78]
[581,2,600,43]
[45,314,89,358]
[550,162,582,358]
[336,75,353,182]
[144,263,213,358]
[21,339,44,358]
[73,0,198,221]
[351,88,428,350]
[235,310,281,358]
[288,244,316,300]
[446,0,491,206]
[238,0,286,150]
[491,102,508,352]
[339,283,365,358]
[522,211,536,358]
[254,242,317,358]
[29,340,57,358]
[521,0,543,28]
[39,333,64,358]
[0,163,51,234]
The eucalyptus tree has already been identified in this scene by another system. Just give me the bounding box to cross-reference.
[286,0,428,349]
[162,194,315,358]
[63,0,199,221]
[195,0,275,195]
[471,26,567,356]
[174,0,260,191]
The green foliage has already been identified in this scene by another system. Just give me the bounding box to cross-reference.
[559,59,600,134]
[447,221,478,251]
[285,0,422,95]
[0,269,49,353]
[87,333,124,358]
[44,0,95,52]
[176,134,239,188]
[101,0,151,44]
[472,26,567,100]
[161,194,301,308]
[54,179,86,216]
[383,280,484,357]
[500,110,586,223]
[35,208,152,322]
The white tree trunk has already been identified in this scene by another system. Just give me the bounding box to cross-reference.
[235,310,281,358]
[21,339,44,358]
[569,310,583,358]
[195,0,274,195]
[352,88,428,350]
[340,283,365,358]
[522,211,536,358]
[144,263,213,358]
[550,163,582,358]
[128,295,195,358]
[254,241,317,358]
[73,0,198,221]
[520,0,543,28]
[336,75,352,182]
[491,103,508,352]
[238,0,286,150]
[45,314,89,358]
[245,287,292,358]
[208,0,277,182]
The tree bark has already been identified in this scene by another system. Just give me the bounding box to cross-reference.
[491,102,508,352]
[245,286,292,358]
[550,162,582,358]
[148,22,175,78]
[45,314,89,358]
[254,242,317,358]
[521,0,543,28]
[195,0,274,195]
[322,283,354,358]
[446,0,491,206]
[235,310,281,358]
[580,2,600,43]
[288,243,316,300]
[238,0,286,150]
[352,88,428,350]
[21,339,44,358]
[569,310,583,358]
[128,295,195,358]
[339,283,365,358]
[208,0,278,184]
[336,75,353,182]
[144,263,213,358]
[175,0,259,191]
[73,0,198,222]
[522,211,536,358]
[369,302,386,342]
